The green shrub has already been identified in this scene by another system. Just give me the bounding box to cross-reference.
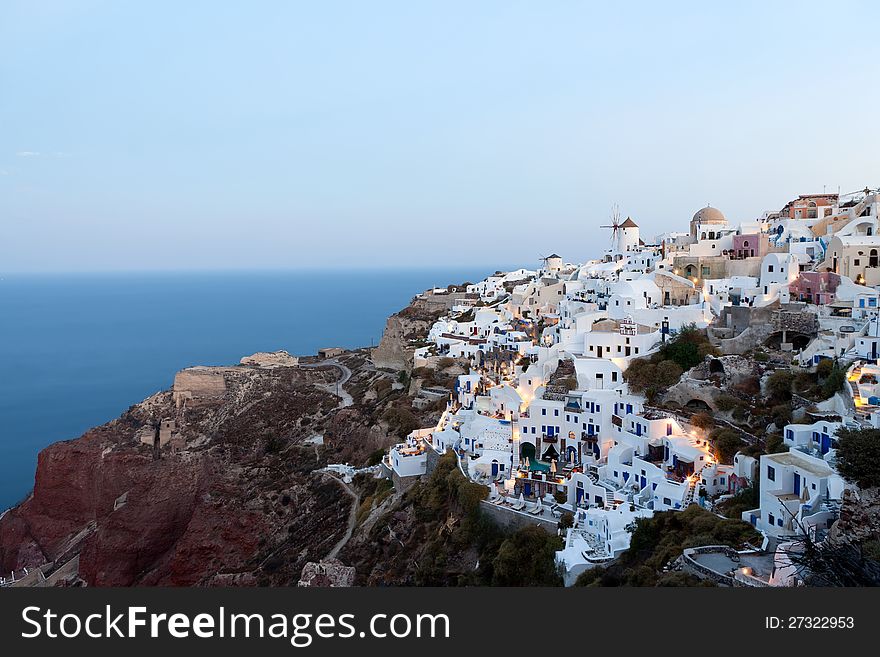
[492,526,563,586]
[714,395,740,412]
[709,428,745,464]
[835,427,880,488]
[816,358,834,378]
[691,412,715,430]
[821,364,846,399]
[767,370,794,403]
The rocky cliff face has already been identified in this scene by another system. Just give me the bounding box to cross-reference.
[0,362,354,586]
[832,487,880,545]
[0,296,447,587]
[371,305,443,371]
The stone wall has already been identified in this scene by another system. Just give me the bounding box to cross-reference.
[479,500,558,534]
[172,368,228,408]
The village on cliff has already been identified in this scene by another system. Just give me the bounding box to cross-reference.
[379,190,880,586]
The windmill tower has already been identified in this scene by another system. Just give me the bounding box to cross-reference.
[601,205,623,253]
[539,253,563,273]
[601,205,639,253]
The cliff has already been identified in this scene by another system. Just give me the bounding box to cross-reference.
[0,361,356,586]
[371,304,444,371]
[0,297,447,587]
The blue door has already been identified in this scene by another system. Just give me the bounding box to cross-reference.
[524,483,531,496]
[640,476,646,489]
[576,488,584,505]
[821,434,831,454]
[793,473,801,496]
[491,461,498,477]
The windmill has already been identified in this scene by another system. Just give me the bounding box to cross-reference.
[841,186,878,199]
[600,204,623,251]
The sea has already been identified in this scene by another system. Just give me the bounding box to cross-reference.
[0,268,498,511]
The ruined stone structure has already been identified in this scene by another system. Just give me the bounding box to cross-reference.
[172,367,228,408]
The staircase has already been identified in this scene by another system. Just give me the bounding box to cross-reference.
[684,478,698,507]
[684,463,711,507]
[848,362,864,405]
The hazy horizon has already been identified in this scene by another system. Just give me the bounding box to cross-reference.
[3,1,880,273]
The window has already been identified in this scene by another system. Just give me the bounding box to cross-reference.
[768,265,774,272]
[767,465,775,481]
[542,408,546,416]
[768,513,775,526]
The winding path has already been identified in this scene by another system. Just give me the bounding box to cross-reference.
[322,474,359,560]
[300,359,353,408]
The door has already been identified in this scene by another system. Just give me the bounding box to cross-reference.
[793,473,801,497]
[491,461,498,477]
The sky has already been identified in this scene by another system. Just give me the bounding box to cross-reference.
[1,0,879,273]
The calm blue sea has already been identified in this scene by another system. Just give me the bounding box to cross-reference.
[0,268,495,510]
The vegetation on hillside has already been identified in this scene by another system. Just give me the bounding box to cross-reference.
[573,506,761,586]
[346,451,563,586]
[834,427,880,489]
[624,324,716,401]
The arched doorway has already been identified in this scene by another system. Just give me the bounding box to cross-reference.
[520,442,536,462]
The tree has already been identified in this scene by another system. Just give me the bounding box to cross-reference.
[558,512,574,530]
[654,360,684,388]
[834,427,880,488]
[691,412,715,430]
[491,526,564,586]
[816,358,834,379]
[658,324,715,371]
[821,364,846,399]
[785,533,880,586]
[623,358,682,394]
[767,370,794,403]
[709,428,745,464]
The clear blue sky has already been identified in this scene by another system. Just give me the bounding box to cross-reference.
[2,1,878,272]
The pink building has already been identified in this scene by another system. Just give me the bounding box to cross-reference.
[730,233,770,259]
[788,271,840,304]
